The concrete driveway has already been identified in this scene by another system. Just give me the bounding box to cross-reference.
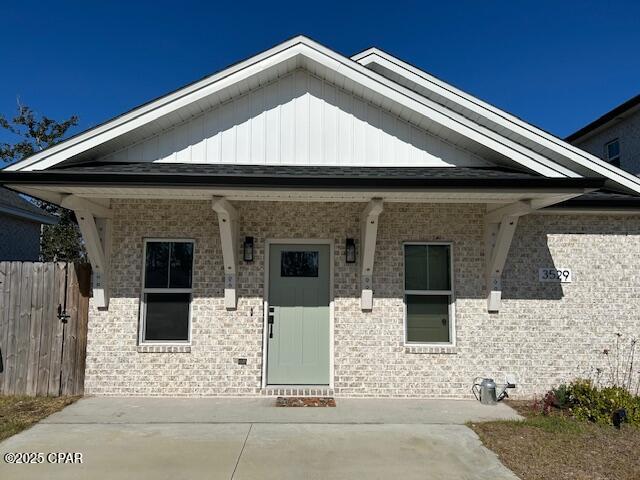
[0,397,521,479]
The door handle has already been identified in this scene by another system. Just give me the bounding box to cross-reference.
[268,307,275,339]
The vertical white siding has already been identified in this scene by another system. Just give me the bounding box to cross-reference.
[101,70,490,167]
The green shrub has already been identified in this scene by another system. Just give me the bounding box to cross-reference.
[552,383,569,408]
[567,379,640,426]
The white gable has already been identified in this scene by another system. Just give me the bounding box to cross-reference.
[100,70,489,168]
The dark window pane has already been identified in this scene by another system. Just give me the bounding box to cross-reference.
[145,242,170,288]
[144,293,190,341]
[169,242,193,288]
[427,245,450,290]
[607,140,620,159]
[405,245,428,290]
[281,251,319,277]
[405,245,451,291]
[406,295,450,343]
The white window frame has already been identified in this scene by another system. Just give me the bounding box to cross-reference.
[605,139,621,166]
[403,241,456,346]
[139,238,195,345]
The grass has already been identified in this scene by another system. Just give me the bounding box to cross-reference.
[469,400,640,480]
[0,396,79,442]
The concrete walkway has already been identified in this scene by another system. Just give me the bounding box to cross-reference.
[0,397,521,479]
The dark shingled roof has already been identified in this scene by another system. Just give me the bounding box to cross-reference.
[566,94,640,142]
[51,163,542,179]
[0,187,56,221]
[1,162,638,208]
[551,190,640,209]
[0,163,605,190]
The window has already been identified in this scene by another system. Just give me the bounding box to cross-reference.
[281,251,319,277]
[605,139,621,167]
[140,240,194,343]
[404,243,454,344]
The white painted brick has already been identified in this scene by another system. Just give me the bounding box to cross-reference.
[84,200,640,398]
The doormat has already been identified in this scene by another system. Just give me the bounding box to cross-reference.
[276,396,336,407]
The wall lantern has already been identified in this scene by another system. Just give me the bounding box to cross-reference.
[345,238,356,264]
[243,236,254,262]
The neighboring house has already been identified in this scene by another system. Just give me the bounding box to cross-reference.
[1,36,640,398]
[566,94,640,175]
[0,187,56,260]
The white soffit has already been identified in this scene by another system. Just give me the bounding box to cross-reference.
[6,37,576,178]
[8,184,588,204]
[352,48,640,194]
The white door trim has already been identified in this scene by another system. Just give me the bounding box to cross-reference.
[262,238,335,389]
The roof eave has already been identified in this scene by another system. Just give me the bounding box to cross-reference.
[0,170,605,190]
[565,95,640,143]
[0,204,58,224]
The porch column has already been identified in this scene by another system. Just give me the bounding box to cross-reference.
[360,198,383,310]
[484,194,583,312]
[63,195,113,308]
[485,215,519,312]
[212,197,238,310]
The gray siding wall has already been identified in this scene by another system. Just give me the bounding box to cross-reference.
[0,214,42,261]
[573,108,640,175]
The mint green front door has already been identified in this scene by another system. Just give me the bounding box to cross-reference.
[267,244,330,385]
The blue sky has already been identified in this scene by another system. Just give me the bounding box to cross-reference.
[1,0,639,147]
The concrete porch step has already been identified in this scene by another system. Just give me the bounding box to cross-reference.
[260,386,334,397]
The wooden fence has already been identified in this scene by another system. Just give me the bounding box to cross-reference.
[0,262,91,396]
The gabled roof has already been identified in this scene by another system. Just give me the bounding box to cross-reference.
[565,94,640,143]
[351,47,640,194]
[0,187,57,224]
[3,36,640,196]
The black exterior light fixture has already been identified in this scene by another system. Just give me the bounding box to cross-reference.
[345,238,356,264]
[243,236,254,262]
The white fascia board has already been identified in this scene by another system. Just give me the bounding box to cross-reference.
[353,48,640,194]
[7,37,572,179]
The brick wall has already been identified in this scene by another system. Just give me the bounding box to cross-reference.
[83,200,640,398]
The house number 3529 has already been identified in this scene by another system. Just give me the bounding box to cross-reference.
[539,268,572,283]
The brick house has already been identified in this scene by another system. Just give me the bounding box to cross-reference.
[2,37,640,398]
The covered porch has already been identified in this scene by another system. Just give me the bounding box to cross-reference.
[1,164,605,395]
[3,163,602,315]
